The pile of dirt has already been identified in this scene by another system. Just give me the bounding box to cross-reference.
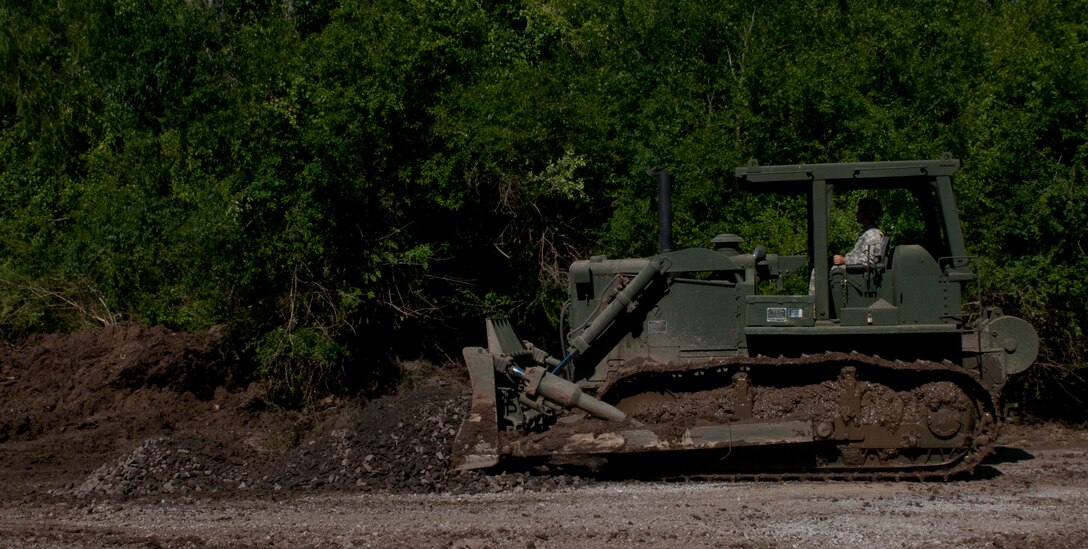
[0,323,586,502]
[0,323,277,499]
[255,378,588,495]
[0,322,236,443]
[70,376,588,499]
[72,433,256,498]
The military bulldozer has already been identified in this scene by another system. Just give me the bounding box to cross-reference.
[452,159,1038,479]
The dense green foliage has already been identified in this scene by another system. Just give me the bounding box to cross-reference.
[1,0,1085,408]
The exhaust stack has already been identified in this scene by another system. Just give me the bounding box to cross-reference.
[651,169,673,253]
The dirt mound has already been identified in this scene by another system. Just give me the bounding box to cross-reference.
[254,378,586,495]
[71,377,586,499]
[0,323,237,443]
[73,433,255,498]
[0,323,276,500]
[0,324,585,502]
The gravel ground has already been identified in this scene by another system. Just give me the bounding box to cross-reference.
[3,422,1087,548]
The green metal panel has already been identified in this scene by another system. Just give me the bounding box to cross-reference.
[745,323,960,336]
[645,278,741,358]
[840,303,900,326]
[889,245,956,325]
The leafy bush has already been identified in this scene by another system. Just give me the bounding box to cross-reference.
[0,0,1084,412]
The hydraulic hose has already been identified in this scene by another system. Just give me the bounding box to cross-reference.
[568,256,668,355]
[550,352,574,375]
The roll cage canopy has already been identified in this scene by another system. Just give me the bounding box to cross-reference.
[734,159,966,322]
[734,159,960,186]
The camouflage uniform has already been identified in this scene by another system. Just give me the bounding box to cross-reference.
[808,226,886,295]
[842,226,886,265]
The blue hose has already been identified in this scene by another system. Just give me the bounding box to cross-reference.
[550,352,575,375]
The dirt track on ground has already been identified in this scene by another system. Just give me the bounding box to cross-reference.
[1,324,1086,548]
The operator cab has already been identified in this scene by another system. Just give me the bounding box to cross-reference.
[735,159,975,358]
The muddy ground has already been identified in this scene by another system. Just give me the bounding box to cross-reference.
[0,324,1086,548]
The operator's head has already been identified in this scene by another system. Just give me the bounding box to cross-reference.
[856,197,882,225]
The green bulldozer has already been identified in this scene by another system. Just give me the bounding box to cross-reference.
[451,159,1038,478]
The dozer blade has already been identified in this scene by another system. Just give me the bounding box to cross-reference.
[450,346,501,471]
[485,318,523,357]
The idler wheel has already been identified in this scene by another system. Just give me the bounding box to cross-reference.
[927,405,963,438]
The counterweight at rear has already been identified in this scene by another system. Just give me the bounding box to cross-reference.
[451,159,1038,479]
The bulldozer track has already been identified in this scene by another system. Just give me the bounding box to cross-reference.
[509,352,1000,481]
